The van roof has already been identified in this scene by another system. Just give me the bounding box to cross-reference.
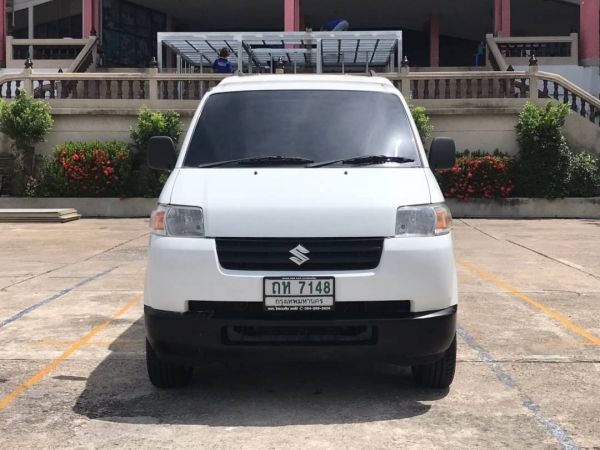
[213,74,397,94]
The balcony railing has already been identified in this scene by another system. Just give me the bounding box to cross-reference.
[0,64,598,126]
[387,71,532,100]
[486,33,579,70]
[5,36,98,71]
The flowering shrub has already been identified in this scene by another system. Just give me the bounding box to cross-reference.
[51,141,132,197]
[435,152,515,199]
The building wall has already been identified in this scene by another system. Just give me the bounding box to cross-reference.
[563,113,600,156]
[1,99,598,159]
[32,110,194,155]
[3,107,518,157]
[2,0,596,69]
[0,103,523,157]
[429,114,519,154]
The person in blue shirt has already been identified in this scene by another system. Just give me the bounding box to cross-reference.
[322,18,350,31]
[474,41,486,67]
[213,48,234,74]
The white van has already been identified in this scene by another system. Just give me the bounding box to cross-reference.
[144,75,458,389]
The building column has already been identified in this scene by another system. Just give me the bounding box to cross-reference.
[28,6,34,58]
[0,0,5,65]
[82,0,99,38]
[429,14,440,67]
[28,7,34,38]
[494,0,501,35]
[284,0,300,31]
[494,0,511,37]
[580,0,600,66]
[501,0,511,37]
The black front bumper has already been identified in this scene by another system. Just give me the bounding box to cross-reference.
[145,304,456,366]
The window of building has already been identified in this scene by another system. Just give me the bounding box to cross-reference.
[7,0,82,39]
[103,0,166,68]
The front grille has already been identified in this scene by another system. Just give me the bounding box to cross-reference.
[215,237,384,271]
[224,325,376,345]
[188,301,411,320]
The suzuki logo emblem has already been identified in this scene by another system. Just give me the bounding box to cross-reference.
[289,244,310,266]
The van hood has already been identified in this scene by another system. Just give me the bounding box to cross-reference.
[167,168,432,237]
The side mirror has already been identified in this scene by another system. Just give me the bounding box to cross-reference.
[429,137,456,170]
[148,136,177,170]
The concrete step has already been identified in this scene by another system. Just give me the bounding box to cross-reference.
[0,208,81,223]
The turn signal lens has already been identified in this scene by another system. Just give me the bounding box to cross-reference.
[151,206,167,236]
[433,205,452,235]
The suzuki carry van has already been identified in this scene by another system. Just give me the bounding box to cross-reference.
[144,75,458,389]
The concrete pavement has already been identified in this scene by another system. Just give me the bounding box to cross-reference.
[0,219,599,449]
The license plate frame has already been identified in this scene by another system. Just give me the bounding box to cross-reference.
[263,276,335,312]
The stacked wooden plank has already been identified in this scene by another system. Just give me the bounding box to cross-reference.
[0,209,81,223]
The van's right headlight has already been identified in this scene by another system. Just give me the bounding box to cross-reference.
[151,205,204,237]
[395,204,452,237]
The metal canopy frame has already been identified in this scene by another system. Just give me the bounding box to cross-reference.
[157,31,403,74]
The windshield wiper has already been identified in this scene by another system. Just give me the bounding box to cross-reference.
[310,155,416,167]
[197,156,314,168]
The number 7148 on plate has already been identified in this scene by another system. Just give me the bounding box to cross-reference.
[263,277,335,311]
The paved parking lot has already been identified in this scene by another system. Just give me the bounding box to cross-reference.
[0,218,599,449]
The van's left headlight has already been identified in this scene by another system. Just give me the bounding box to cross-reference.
[151,205,204,237]
[395,203,452,237]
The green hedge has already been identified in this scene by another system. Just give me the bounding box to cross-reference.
[129,106,183,197]
[12,102,600,199]
[0,92,53,177]
[408,103,433,143]
[434,103,600,199]
[567,152,600,197]
[514,102,600,198]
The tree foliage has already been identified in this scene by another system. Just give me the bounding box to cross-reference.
[130,106,183,150]
[566,152,600,197]
[515,102,571,197]
[408,103,433,143]
[0,92,53,176]
[129,106,184,197]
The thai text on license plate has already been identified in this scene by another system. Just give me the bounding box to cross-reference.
[263,277,335,312]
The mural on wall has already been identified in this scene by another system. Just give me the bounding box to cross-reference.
[103,0,166,67]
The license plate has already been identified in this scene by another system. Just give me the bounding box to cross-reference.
[263,277,335,312]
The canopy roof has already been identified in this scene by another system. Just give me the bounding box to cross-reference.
[157,31,403,73]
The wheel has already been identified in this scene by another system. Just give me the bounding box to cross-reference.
[146,339,192,388]
[411,335,456,389]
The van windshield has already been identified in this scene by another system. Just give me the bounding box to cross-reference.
[183,90,421,168]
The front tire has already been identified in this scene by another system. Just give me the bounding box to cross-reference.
[146,339,192,388]
[411,335,456,388]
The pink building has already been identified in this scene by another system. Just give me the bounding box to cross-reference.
[0,0,598,68]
